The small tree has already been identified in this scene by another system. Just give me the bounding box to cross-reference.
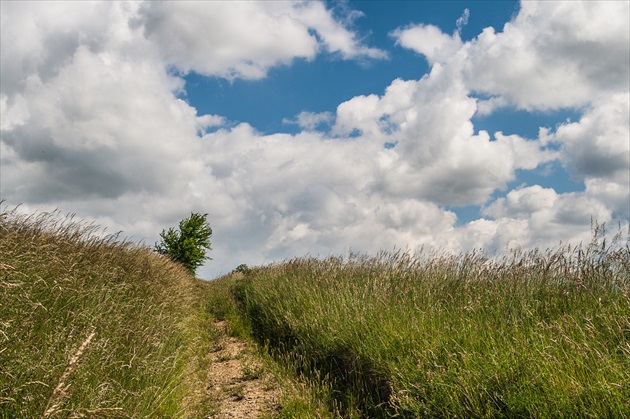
[154,212,212,275]
[232,263,251,275]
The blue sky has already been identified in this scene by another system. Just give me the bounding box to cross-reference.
[181,0,588,225]
[1,1,628,278]
[183,1,520,135]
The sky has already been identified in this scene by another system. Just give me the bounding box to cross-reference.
[1,1,629,279]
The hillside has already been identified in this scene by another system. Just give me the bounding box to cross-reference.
[2,204,628,418]
[0,206,216,417]
[0,205,342,418]
[225,230,630,417]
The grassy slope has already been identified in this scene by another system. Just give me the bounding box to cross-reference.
[3,203,628,418]
[228,233,630,418]
[204,274,339,419]
[0,207,216,418]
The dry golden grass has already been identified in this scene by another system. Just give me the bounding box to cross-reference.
[0,204,215,418]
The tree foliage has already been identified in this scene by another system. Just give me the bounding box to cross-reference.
[154,212,212,275]
[232,263,251,275]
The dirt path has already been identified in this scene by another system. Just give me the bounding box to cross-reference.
[204,321,279,418]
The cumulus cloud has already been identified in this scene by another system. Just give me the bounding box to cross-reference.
[283,111,335,131]
[0,0,382,202]
[1,1,628,278]
[541,94,630,220]
[482,185,612,247]
[290,1,387,60]
[0,1,117,97]
[136,1,386,80]
[1,41,201,202]
[392,25,462,65]
[550,95,630,182]
[393,2,630,111]
[463,1,630,111]
[331,66,555,206]
[380,0,628,251]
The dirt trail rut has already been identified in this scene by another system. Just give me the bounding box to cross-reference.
[205,321,279,418]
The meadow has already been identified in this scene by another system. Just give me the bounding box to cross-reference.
[2,202,628,418]
[227,227,629,418]
[0,206,217,418]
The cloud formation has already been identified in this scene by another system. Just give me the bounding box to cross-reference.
[138,1,386,79]
[1,1,628,278]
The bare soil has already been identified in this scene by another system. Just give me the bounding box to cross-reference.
[204,321,279,418]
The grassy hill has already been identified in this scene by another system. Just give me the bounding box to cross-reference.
[2,204,628,418]
[0,206,217,418]
[224,229,629,418]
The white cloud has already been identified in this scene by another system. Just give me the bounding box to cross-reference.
[331,65,555,206]
[1,42,201,203]
[392,24,462,65]
[535,94,630,220]
[482,185,612,247]
[136,1,385,80]
[552,94,629,182]
[393,2,630,111]
[332,93,383,138]
[484,185,559,220]
[196,114,226,134]
[0,94,30,131]
[584,178,630,221]
[1,0,628,279]
[461,1,630,110]
[283,111,334,131]
[291,1,387,60]
[456,9,470,34]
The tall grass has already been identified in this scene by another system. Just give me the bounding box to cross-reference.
[0,205,212,418]
[232,227,630,417]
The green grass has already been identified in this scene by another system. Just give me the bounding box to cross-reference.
[205,274,339,418]
[0,205,216,418]
[3,201,628,418]
[229,227,630,418]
